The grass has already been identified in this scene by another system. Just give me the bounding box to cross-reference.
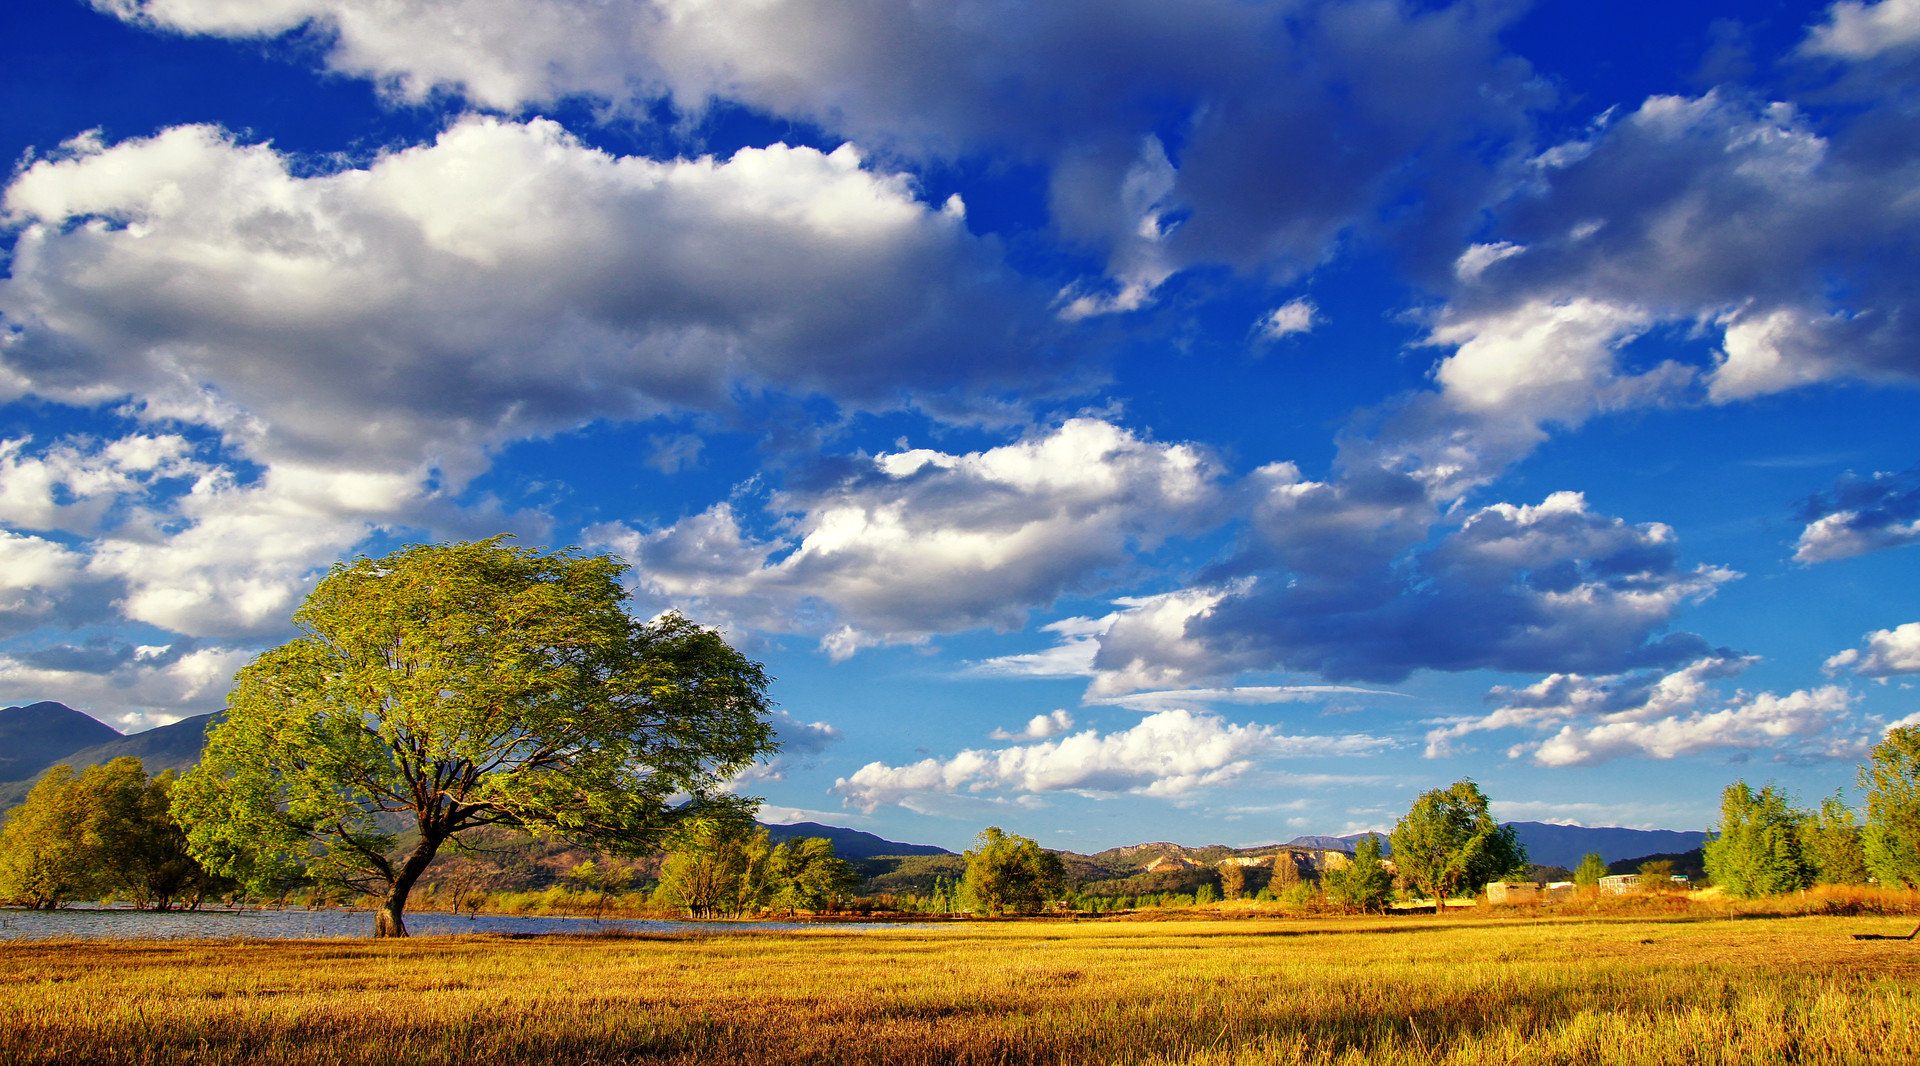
[4,913,1919,1065]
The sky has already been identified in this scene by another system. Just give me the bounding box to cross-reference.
[2,0,1918,853]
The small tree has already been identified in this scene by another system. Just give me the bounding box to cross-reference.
[1636,858,1676,893]
[0,766,112,908]
[1573,852,1606,889]
[1702,781,1813,898]
[763,837,859,915]
[1218,862,1246,901]
[1324,836,1393,912]
[960,827,1065,916]
[1802,793,1869,885]
[1388,779,1527,905]
[1862,726,1920,888]
[174,538,778,937]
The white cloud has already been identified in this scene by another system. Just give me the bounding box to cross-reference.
[990,710,1075,741]
[1113,490,1737,691]
[602,419,1227,653]
[1527,685,1860,767]
[1827,623,1920,678]
[1257,299,1318,340]
[1425,655,1754,758]
[0,641,252,732]
[830,708,1389,813]
[1803,0,1920,60]
[1793,467,1920,563]
[90,0,1539,311]
[0,118,1062,481]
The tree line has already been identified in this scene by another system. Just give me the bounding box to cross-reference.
[1699,725,1920,898]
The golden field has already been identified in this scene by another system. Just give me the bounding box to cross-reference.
[4,913,1919,1066]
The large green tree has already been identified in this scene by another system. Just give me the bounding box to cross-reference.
[1388,779,1527,905]
[960,827,1066,916]
[1862,725,1920,887]
[1702,781,1813,898]
[174,537,778,937]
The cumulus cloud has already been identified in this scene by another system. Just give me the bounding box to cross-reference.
[1258,299,1319,341]
[990,710,1075,741]
[90,0,1540,308]
[1794,466,1920,562]
[0,640,251,731]
[830,708,1390,813]
[1413,88,1920,455]
[1419,655,1869,766]
[1099,490,1737,691]
[0,118,1064,479]
[1826,622,1920,678]
[1528,686,1862,766]
[596,419,1227,654]
[1803,0,1920,60]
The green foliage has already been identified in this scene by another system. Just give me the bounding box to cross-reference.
[1862,726,1920,888]
[0,757,229,910]
[1194,883,1218,905]
[763,837,859,915]
[1573,852,1606,888]
[1802,792,1870,885]
[1388,779,1527,903]
[173,537,778,937]
[960,827,1066,916]
[1636,859,1676,893]
[1322,835,1393,912]
[1702,781,1813,898]
[653,817,769,918]
[0,765,110,908]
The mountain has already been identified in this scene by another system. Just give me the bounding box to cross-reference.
[0,702,121,783]
[761,821,952,858]
[1504,822,1709,869]
[0,709,218,811]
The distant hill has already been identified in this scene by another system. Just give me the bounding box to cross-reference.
[0,702,121,783]
[761,821,952,858]
[0,709,218,811]
[1504,822,1709,869]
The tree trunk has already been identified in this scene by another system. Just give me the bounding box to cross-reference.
[373,835,443,938]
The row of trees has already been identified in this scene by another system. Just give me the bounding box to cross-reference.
[650,819,859,917]
[1703,725,1920,898]
[0,758,231,910]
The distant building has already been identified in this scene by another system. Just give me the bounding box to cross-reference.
[1599,874,1639,894]
[1485,882,1539,904]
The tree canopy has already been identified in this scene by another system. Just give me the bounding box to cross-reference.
[173,537,778,936]
[1323,835,1393,912]
[1863,726,1920,888]
[0,757,228,910]
[961,827,1065,916]
[1702,781,1813,898]
[1387,779,1526,904]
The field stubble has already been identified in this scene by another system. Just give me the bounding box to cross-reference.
[3,915,1918,1065]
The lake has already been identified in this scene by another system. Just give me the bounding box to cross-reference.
[0,905,927,940]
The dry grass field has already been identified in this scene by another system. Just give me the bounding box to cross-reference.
[4,914,1918,1065]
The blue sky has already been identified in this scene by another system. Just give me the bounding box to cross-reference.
[3,0,1918,852]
